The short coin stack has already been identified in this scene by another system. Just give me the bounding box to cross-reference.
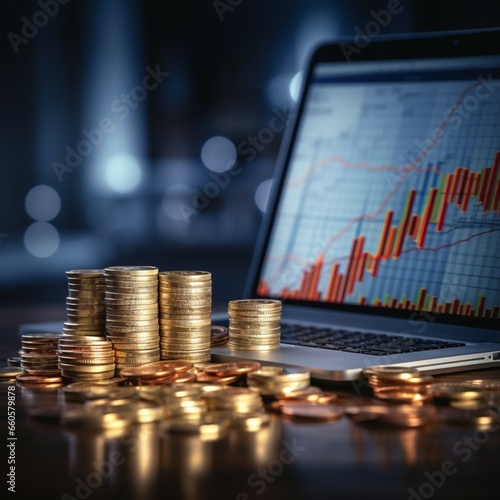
[58,337,115,381]
[227,299,282,351]
[363,365,434,404]
[64,269,106,337]
[159,270,212,363]
[247,366,310,395]
[20,333,60,376]
[104,266,161,371]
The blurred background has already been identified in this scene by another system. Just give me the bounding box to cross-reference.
[1,0,499,308]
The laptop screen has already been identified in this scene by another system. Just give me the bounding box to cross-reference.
[254,34,500,327]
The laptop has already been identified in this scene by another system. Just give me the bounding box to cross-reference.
[211,29,500,380]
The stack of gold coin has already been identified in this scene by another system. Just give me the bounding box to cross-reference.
[58,337,116,381]
[20,333,60,376]
[159,270,212,363]
[104,266,160,370]
[64,269,106,337]
[363,365,434,404]
[203,386,264,414]
[227,299,282,351]
[247,366,310,395]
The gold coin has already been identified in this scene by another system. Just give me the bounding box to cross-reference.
[362,365,420,381]
[431,383,484,401]
[0,367,24,380]
[279,403,343,421]
[104,266,158,275]
[66,269,105,277]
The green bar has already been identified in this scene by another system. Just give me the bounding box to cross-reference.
[383,293,391,306]
[424,294,432,310]
[431,174,446,222]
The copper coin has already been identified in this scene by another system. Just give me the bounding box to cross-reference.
[16,374,64,384]
[203,362,261,377]
[196,372,239,385]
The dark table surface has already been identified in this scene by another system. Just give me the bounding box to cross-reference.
[1,306,499,500]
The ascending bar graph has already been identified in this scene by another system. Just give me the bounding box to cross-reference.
[257,72,500,318]
[258,151,500,318]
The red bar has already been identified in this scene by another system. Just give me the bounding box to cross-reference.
[472,172,481,196]
[484,151,500,211]
[393,189,416,258]
[457,305,463,315]
[444,302,451,314]
[357,252,368,282]
[452,299,460,314]
[437,175,452,231]
[478,168,491,203]
[408,214,419,237]
[405,299,412,310]
[384,227,398,259]
[308,255,324,300]
[371,256,379,277]
[493,171,500,211]
[450,167,463,202]
[417,289,426,310]
[359,296,366,306]
[456,169,469,206]
[417,188,438,249]
[461,171,475,212]
[389,298,398,308]
[430,297,438,312]
[348,237,365,294]
[464,303,472,316]
[477,296,485,317]
[340,237,360,302]
[493,306,500,319]
[437,305,444,313]
[333,274,345,302]
[376,209,393,258]
[326,263,339,301]
[484,309,492,318]
[300,270,311,299]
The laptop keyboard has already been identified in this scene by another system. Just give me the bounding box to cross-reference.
[280,324,465,356]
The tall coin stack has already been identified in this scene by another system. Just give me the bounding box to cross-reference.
[64,269,106,337]
[60,269,115,381]
[227,299,282,351]
[104,266,160,371]
[159,270,212,363]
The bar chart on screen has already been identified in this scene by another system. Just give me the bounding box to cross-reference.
[258,75,500,318]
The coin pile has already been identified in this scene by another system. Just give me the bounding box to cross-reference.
[159,270,212,363]
[20,333,60,376]
[247,366,310,395]
[64,269,106,337]
[104,266,160,370]
[58,337,116,381]
[227,299,282,351]
[363,365,434,404]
